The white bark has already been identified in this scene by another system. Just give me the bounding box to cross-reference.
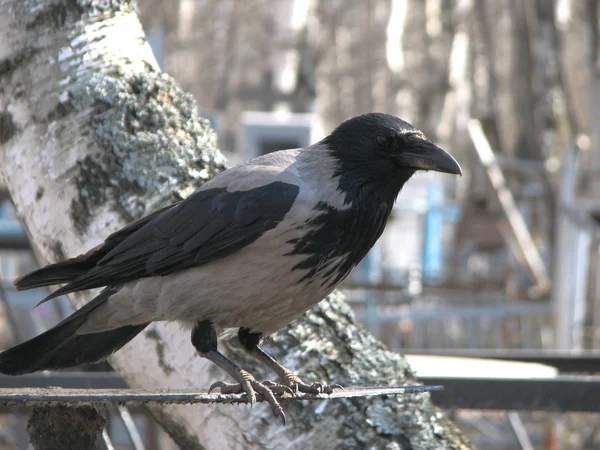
[0,1,471,449]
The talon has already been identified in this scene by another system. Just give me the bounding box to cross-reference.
[208,381,243,395]
[263,380,295,396]
[248,379,286,422]
[207,379,256,406]
[320,383,344,394]
[207,375,287,422]
[238,370,257,406]
[208,381,229,394]
[245,386,256,407]
[276,371,344,395]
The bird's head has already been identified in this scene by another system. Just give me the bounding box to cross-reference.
[322,113,461,200]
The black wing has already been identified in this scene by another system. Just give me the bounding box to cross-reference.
[15,203,179,290]
[30,181,299,302]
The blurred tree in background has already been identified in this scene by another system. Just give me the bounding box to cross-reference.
[137,0,587,160]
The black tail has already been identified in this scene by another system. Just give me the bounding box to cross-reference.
[14,244,113,292]
[0,288,149,375]
[14,203,178,292]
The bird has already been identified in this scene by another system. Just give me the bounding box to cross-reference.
[0,113,461,423]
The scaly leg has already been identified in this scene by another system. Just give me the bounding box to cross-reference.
[191,320,290,424]
[238,328,342,394]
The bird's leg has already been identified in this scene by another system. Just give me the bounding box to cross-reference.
[191,320,289,424]
[238,328,342,394]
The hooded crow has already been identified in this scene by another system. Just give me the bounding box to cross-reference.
[0,113,461,423]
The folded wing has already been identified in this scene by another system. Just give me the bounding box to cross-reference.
[17,180,299,304]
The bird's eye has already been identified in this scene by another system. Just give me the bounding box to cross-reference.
[376,135,388,148]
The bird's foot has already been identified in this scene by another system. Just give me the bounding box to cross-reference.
[275,370,343,395]
[208,370,291,424]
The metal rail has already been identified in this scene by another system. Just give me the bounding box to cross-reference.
[468,119,551,298]
[0,385,443,407]
[2,371,600,412]
[402,349,600,373]
[428,375,600,412]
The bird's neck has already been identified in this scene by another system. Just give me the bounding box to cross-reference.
[286,192,395,289]
[335,164,416,214]
[296,145,415,208]
[288,154,411,289]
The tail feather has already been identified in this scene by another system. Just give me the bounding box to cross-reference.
[14,244,108,291]
[14,264,91,291]
[15,202,178,292]
[0,288,149,375]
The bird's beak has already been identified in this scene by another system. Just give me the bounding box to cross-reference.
[396,143,462,175]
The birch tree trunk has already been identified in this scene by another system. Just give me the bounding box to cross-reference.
[0,1,471,448]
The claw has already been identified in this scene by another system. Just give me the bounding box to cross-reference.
[279,410,287,426]
[207,375,289,423]
[276,370,343,395]
[262,380,296,396]
[207,379,256,406]
[238,370,257,407]
[208,381,228,394]
[319,383,344,394]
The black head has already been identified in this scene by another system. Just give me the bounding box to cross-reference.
[322,113,461,200]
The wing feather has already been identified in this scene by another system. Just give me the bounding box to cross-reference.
[40,180,299,302]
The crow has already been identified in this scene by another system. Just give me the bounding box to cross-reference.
[0,113,461,423]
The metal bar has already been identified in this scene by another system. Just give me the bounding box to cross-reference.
[573,229,593,350]
[0,385,444,407]
[425,376,600,412]
[116,406,146,450]
[401,349,600,373]
[3,372,600,411]
[554,144,583,350]
[356,302,550,324]
[468,119,551,298]
[562,204,600,240]
[341,280,506,293]
[101,429,116,450]
[507,411,534,450]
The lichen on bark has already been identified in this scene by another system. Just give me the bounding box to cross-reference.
[68,70,227,232]
[75,0,137,16]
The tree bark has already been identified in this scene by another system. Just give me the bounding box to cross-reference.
[27,406,106,450]
[0,1,471,448]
